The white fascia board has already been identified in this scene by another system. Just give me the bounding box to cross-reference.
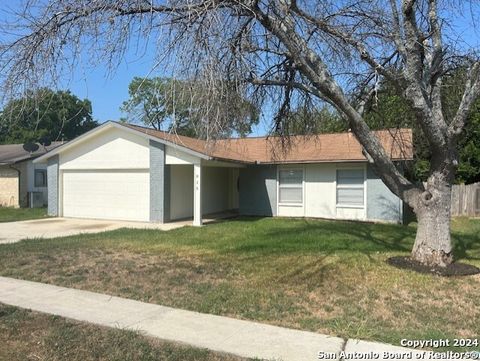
[34,121,211,164]
[115,123,211,161]
[201,159,247,168]
[33,121,115,163]
[257,159,369,165]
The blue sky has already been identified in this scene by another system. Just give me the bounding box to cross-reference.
[67,56,153,123]
[1,1,480,137]
[61,62,275,136]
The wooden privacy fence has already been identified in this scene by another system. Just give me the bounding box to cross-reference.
[451,182,480,217]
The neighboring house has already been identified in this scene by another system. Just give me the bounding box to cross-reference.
[34,121,412,225]
[0,142,62,207]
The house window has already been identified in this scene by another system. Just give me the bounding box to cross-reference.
[34,169,47,187]
[279,169,303,204]
[336,169,364,207]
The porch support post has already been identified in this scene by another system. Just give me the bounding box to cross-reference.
[193,162,203,226]
[149,140,166,223]
[47,155,59,216]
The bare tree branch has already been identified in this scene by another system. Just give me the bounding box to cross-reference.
[401,0,448,152]
[448,61,480,137]
[289,2,402,87]
[389,0,406,56]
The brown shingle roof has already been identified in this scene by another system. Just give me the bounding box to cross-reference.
[124,123,413,164]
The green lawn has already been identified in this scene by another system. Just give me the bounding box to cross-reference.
[0,216,478,350]
[0,303,244,361]
[0,207,48,222]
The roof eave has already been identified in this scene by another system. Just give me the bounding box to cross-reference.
[209,156,255,165]
[34,121,213,164]
[0,155,39,165]
[256,157,413,165]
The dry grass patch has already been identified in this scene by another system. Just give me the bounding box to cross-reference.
[0,303,246,361]
[0,216,479,349]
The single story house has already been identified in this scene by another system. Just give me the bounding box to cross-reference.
[34,121,412,225]
[0,142,62,208]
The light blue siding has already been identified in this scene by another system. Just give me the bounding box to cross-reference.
[239,163,402,222]
[164,165,171,222]
[366,165,403,223]
[239,165,277,216]
[47,155,59,216]
[149,140,167,222]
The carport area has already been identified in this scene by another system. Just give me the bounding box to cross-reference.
[168,162,240,226]
[0,217,187,244]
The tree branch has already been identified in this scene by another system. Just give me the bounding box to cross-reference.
[401,0,448,152]
[448,61,480,137]
[248,76,338,107]
[389,0,406,57]
[426,0,445,121]
[289,3,402,87]
[356,86,376,116]
[253,5,417,201]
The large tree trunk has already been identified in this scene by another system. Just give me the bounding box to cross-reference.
[411,175,454,267]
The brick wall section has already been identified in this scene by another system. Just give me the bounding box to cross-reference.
[15,161,29,207]
[149,140,167,222]
[47,155,59,216]
[0,166,19,207]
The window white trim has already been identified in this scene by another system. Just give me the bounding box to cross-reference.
[336,203,365,209]
[277,166,305,207]
[335,166,366,208]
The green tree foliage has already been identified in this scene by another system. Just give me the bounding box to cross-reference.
[364,69,480,184]
[455,111,480,184]
[283,69,480,184]
[0,88,97,144]
[121,77,259,138]
[362,83,429,181]
[275,105,347,135]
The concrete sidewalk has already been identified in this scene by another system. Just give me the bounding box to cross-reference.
[0,212,238,244]
[0,277,424,361]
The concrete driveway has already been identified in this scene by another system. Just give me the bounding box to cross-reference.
[0,217,187,244]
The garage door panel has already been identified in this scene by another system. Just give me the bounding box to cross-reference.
[63,170,149,222]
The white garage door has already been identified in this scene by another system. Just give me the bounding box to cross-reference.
[62,170,150,222]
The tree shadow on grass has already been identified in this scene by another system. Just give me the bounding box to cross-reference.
[403,217,480,262]
[224,216,480,263]
[226,217,415,257]
[452,233,480,262]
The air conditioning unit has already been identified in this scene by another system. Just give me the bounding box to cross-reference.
[29,191,44,208]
